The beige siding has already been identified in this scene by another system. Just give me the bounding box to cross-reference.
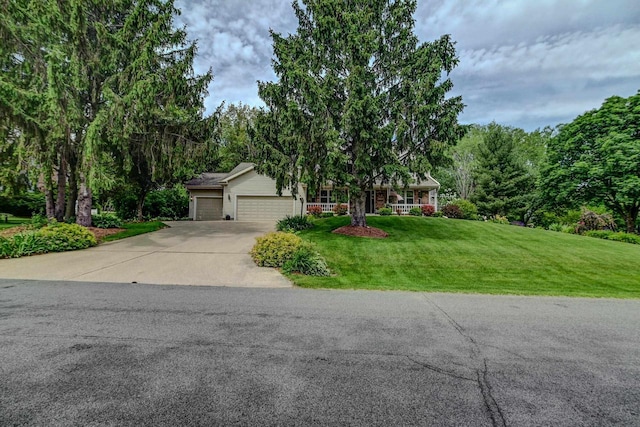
[236,196,295,221]
[224,169,305,219]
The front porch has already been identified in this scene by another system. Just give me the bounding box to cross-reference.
[306,188,438,215]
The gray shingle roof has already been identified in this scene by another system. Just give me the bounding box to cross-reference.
[185,163,255,188]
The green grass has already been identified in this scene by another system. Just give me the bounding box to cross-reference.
[0,215,30,230]
[292,216,640,298]
[101,221,166,242]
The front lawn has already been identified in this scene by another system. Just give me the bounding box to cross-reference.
[0,215,30,230]
[293,216,640,298]
[100,221,166,242]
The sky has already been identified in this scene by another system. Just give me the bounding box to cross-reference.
[174,0,640,131]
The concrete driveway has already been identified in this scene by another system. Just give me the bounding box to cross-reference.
[0,221,291,288]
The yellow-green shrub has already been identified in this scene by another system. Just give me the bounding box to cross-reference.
[250,232,303,267]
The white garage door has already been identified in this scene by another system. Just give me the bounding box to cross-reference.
[236,196,294,221]
[195,197,223,220]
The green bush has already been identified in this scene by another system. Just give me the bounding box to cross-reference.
[490,215,510,225]
[276,215,314,232]
[451,199,478,220]
[144,187,189,219]
[250,232,303,267]
[320,211,334,218]
[584,230,640,244]
[433,211,443,217]
[282,246,331,276]
[92,213,123,229]
[333,204,348,216]
[409,207,422,216]
[0,222,97,259]
[441,204,463,219]
[377,207,392,216]
[0,192,45,217]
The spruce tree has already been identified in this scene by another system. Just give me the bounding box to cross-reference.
[251,0,463,227]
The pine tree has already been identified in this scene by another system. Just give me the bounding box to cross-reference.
[251,0,463,227]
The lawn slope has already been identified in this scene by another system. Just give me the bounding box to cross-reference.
[293,216,640,298]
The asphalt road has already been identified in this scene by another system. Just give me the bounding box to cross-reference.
[1,279,639,426]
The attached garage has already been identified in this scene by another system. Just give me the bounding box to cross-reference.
[194,197,223,220]
[236,196,294,221]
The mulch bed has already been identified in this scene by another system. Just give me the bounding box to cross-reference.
[87,227,125,241]
[332,225,388,238]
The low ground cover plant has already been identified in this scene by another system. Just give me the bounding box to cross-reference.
[584,230,640,245]
[92,213,123,229]
[0,221,97,258]
[276,215,314,232]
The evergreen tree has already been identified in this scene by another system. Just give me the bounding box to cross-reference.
[251,0,463,227]
[472,123,533,221]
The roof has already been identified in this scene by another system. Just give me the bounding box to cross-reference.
[185,163,256,189]
[184,172,227,189]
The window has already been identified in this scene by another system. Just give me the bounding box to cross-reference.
[398,190,414,204]
[320,190,332,204]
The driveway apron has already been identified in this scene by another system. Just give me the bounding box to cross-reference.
[0,221,291,288]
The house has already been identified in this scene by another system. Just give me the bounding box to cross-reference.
[186,163,440,221]
[305,173,440,215]
[185,163,305,221]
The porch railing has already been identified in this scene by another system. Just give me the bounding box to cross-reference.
[306,202,341,213]
[388,204,423,214]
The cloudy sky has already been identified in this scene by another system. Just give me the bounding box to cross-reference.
[175,0,639,131]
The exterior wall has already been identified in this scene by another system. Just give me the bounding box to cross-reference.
[224,170,305,219]
[188,189,223,219]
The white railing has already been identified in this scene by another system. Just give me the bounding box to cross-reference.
[306,202,341,213]
[388,204,423,214]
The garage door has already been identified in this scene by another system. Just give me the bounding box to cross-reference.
[236,196,294,221]
[195,197,223,220]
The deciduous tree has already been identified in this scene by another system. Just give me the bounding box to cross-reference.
[542,92,640,233]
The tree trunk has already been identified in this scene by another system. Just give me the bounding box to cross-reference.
[350,190,367,227]
[76,174,92,227]
[625,212,638,234]
[54,156,67,222]
[136,190,148,222]
[65,169,78,220]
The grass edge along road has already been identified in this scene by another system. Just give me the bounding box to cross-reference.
[292,216,640,299]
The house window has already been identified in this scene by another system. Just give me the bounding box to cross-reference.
[398,190,414,204]
[320,190,333,204]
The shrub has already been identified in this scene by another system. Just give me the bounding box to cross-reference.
[29,213,49,229]
[307,205,323,217]
[0,192,45,217]
[491,215,509,225]
[584,230,640,245]
[276,215,314,232]
[250,232,303,267]
[575,208,616,234]
[282,246,331,276]
[409,207,422,216]
[333,204,348,216]
[441,204,463,219]
[377,207,392,216]
[433,211,443,217]
[144,186,189,219]
[92,213,123,229]
[547,223,564,232]
[451,199,478,220]
[0,222,97,259]
[320,211,334,218]
[421,204,435,216]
